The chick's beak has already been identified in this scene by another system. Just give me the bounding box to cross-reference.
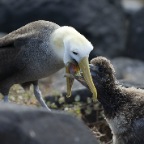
[78,57,97,101]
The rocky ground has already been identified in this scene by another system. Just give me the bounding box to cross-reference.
[0,56,144,143]
[0,104,99,144]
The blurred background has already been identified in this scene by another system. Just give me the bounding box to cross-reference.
[0,0,144,143]
[1,0,144,60]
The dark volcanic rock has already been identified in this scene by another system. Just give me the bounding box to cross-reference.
[111,57,144,83]
[0,104,98,144]
[45,88,103,124]
[45,88,93,105]
[0,0,125,58]
[125,8,144,60]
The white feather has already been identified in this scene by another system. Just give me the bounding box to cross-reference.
[50,26,93,64]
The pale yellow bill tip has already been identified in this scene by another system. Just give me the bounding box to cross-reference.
[78,57,97,101]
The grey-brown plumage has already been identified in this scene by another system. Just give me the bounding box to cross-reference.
[0,20,64,110]
[0,20,96,110]
[73,56,144,144]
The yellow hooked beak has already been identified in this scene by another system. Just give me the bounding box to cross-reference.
[66,57,97,101]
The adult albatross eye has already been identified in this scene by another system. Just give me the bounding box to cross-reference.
[72,51,78,55]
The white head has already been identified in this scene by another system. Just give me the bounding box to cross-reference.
[50,26,93,64]
[63,34,93,64]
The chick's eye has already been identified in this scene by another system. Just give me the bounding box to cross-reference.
[72,51,78,55]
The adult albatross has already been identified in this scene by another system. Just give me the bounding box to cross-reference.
[0,20,97,110]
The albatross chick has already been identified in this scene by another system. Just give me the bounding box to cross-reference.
[72,56,144,144]
[0,20,97,110]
